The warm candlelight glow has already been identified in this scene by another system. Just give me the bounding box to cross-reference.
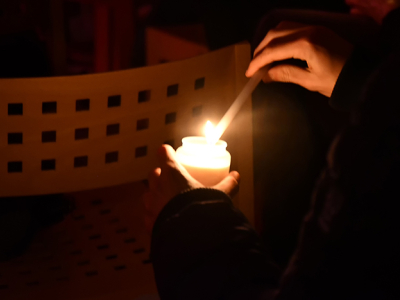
[175,120,231,186]
[204,120,223,145]
[204,121,217,144]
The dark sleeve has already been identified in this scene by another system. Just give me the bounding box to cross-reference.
[150,188,281,300]
[275,52,400,300]
[329,46,378,111]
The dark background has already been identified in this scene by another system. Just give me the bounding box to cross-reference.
[0,0,349,78]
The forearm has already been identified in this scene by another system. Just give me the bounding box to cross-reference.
[329,46,378,111]
[151,188,280,300]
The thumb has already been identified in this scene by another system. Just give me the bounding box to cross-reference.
[213,171,240,198]
[268,65,311,88]
[157,144,177,167]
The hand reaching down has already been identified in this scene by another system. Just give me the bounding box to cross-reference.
[246,21,354,97]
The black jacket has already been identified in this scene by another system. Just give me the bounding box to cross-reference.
[151,8,400,300]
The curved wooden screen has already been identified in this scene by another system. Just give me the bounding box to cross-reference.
[0,42,254,223]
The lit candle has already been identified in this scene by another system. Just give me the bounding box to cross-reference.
[175,121,231,186]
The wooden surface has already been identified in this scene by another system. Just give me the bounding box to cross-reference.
[0,42,254,224]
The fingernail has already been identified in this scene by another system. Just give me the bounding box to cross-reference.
[230,171,240,182]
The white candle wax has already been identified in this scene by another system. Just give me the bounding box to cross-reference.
[175,136,231,186]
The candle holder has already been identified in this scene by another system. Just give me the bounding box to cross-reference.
[176,136,231,186]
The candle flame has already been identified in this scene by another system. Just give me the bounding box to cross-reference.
[204,121,219,145]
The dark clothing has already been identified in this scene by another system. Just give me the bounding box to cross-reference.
[151,8,400,300]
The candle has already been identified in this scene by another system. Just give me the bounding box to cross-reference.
[175,121,231,186]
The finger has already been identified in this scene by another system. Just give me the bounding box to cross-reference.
[213,171,240,198]
[157,144,179,168]
[246,33,312,77]
[148,168,161,191]
[268,64,312,88]
[254,26,307,58]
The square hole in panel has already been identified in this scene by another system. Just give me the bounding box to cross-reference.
[136,118,149,131]
[167,84,179,97]
[108,95,121,107]
[76,99,90,111]
[74,156,88,168]
[8,103,23,115]
[42,131,56,143]
[8,133,23,144]
[8,161,22,173]
[165,112,176,124]
[192,105,203,117]
[164,139,175,148]
[41,159,56,171]
[138,90,151,103]
[42,101,57,114]
[105,151,118,163]
[75,128,89,140]
[135,146,147,158]
[106,124,120,136]
[194,77,205,90]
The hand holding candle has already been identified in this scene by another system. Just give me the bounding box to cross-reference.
[144,144,240,233]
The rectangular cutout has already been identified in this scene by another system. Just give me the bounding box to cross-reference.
[142,259,152,264]
[82,224,93,230]
[136,118,149,131]
[89,234,101,240]
[42,131,56,143]
[167,84,179,97]
[85,271,98,277]
[56,277,69,282]
[194,77,205,89]
[97,244,109,250]
[116,228,128,234]
[8,103,23,115]
[108,95,121,107]
[70,250,82,256]
[134,248,145,254]
[41,159,56,171]
[74,156,88,168]
[106,124,120,136]
[106,254,118,260]
[124,238,136,243]
[19,270,32,275]
[164,139,175,148]
[73,215,85,220]
[138,90,151,103]
[105,151,118,163]
[76,99,90,111]
[100,209,111,215]
[42,101,57,114]
[165,112,176,124]
[8,133,23,144]
[114,265,126,271]
[77,260,90,266]
[91,199,103,206]
[135,146,147,158]
[8,161,22,173]
[75,128,89,140]
[192,105,203,117]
